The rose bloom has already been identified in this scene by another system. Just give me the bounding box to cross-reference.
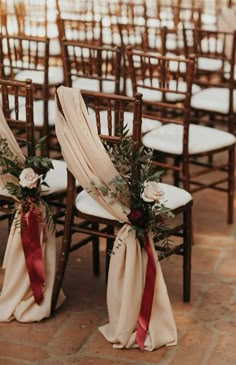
[127,208,147,227]
[141,181,164,203]
[19,168,39,189]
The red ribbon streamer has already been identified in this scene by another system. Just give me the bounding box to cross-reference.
[21,209,45,305]
[135,235,157,351]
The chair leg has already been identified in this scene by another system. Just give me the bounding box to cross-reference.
[92,223,100,276]
[51,203,74,314]
[105,226,115,283]
[227,146,235,224]
[183,204,192,302]
[51,237,71,314]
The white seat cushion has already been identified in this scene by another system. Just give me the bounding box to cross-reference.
[10,99,55,127]
[14,66,64,85]
[191,87,236,114]
[73,78,116,94]
[88,110,161,136]
[75,182,192,220]
[197,57,223,72]
[138,79,201,103]
[42,159,70,194]
[76,189,117,220]
[142,123,236,155]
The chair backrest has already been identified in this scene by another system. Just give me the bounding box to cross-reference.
[56,0,95,21]
[0,33,51,150]
[0,33,50,84]
[61,40,122,95]
[183,27,236,86]
[126,48,195,161]
[0,77,35,157]
[57,17,102,45]
[55,87,143,204]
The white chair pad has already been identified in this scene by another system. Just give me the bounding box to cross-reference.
[72,78,116,94]
[43,159,77,195]
[88,110,161,136]
[76,189,117,220]
[198,57,223,72]
[75,182,192,220]
[142,123,236,155]
[138,80,201,103]
[10,99,55,127]
[191,87,236,114]
[14,66,64,85]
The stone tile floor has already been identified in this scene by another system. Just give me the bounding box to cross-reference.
[0,187,235,365]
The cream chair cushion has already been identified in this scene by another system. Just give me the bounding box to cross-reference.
[142,123,236,155]
[14,66,64,85]
[73,78,116,94]
[191,87,236,114]
[75,182,192,220]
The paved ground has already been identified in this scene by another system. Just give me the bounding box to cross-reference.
[0,186,235,365]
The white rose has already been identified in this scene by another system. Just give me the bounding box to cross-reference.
[141,181,164,203]
[19,168,39,189]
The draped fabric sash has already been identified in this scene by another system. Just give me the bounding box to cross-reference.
[0,107,64,322]
[55,86,178,351]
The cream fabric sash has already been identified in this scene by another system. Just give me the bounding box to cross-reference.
[55,86,177,351]
[0,108,64,322]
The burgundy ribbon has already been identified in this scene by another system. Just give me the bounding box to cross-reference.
[135,234,157,351]
[21,209,45,305]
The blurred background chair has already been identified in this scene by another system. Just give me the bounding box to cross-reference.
[0,77,71,240]
[183,28,236,134]
[126,49,236,224]
[0,33,64,156]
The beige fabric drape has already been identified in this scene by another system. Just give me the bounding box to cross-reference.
[0,108,64,322]
[55,86,177,351]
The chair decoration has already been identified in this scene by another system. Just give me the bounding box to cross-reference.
[0,107,64,322]
[55,86,177,351]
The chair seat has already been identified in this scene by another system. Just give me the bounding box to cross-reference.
[43,159,80,194]
[73,78,116,94]
[142,123,236,155]
[14,66,64,85]
[75,182,192,220]
[11,99,55,127]
[138,80,201,103]
[197,57,223,72]
[191,87,236,114]
[88,110,161,136]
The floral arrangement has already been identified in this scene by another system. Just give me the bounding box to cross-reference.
[0,136,54,228]
[0,136,55,304]
[88,128,174,255]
